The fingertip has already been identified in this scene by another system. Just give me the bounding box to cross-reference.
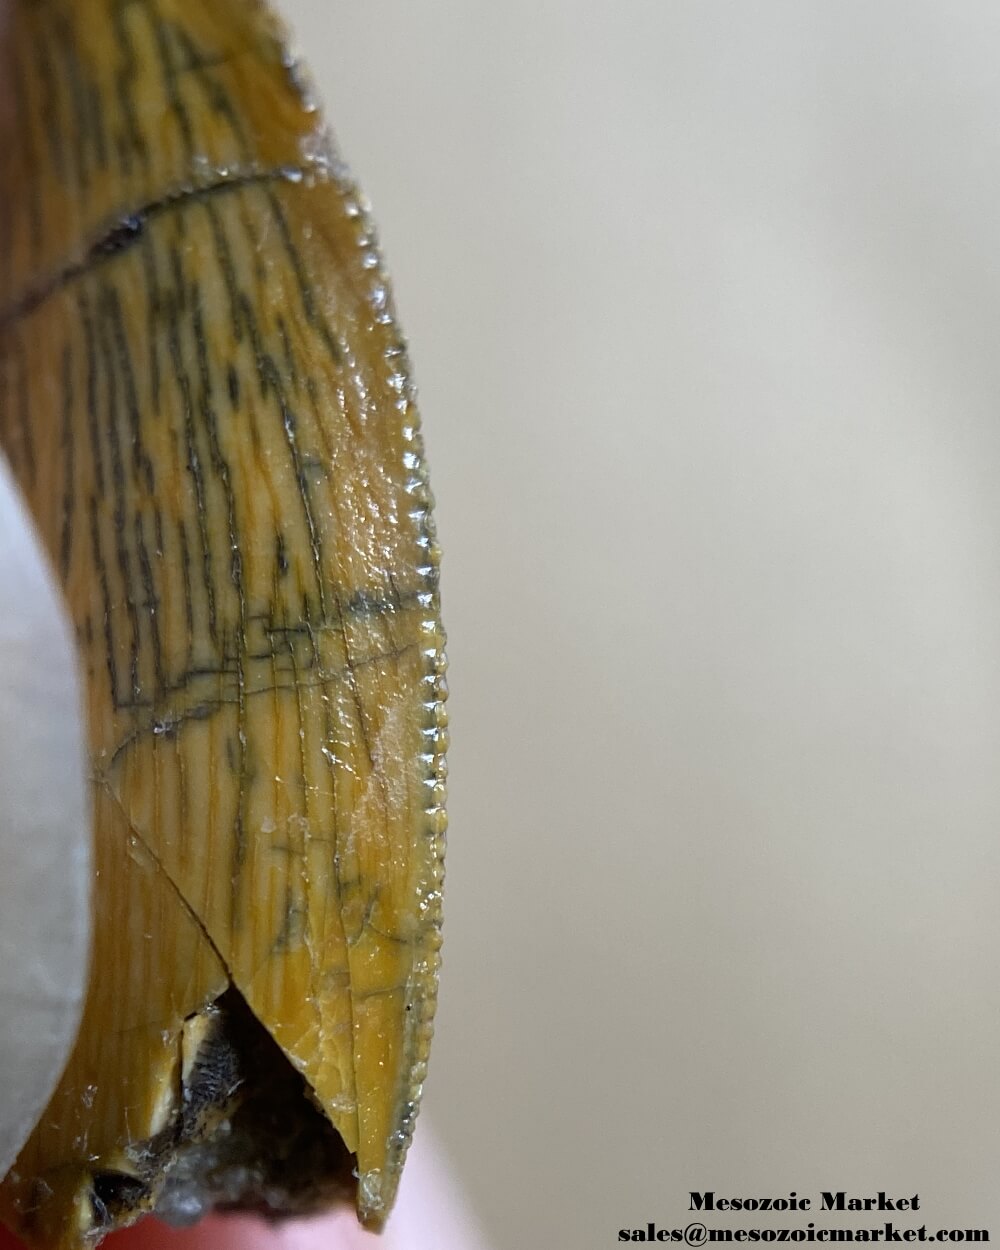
[0,1222,27,1250]
[382,1127,492,1250]
[105,1206,380,1250]
[1,1124,490,1250]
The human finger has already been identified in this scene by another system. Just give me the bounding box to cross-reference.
[0,456,90,1180]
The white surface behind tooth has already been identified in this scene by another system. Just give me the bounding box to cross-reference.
[0,454,90,1182]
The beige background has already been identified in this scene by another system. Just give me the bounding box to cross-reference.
[284,3,1000,1247]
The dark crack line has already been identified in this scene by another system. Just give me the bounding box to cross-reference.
[0,164,318,328]
[98,778,235,985]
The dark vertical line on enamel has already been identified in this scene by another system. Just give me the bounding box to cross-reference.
[59,342,75,577]
[97,283,142,704]
[135,510,166,696]
[140,232,163,413]
[111,0,148,176]
[178,520,195,673]
[150,13,194,160]
[78,290,107,497]
[106,282,155,493]
[166,247,219,649]
[89,493,119,709]
[190,270,250,914]
[14,328,36,488]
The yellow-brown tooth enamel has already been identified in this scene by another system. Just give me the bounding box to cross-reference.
[0,2,447,1245]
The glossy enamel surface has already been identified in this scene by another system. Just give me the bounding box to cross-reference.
[0,2,446,1244]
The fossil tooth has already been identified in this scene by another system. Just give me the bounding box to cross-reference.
[0,1,447,1247]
